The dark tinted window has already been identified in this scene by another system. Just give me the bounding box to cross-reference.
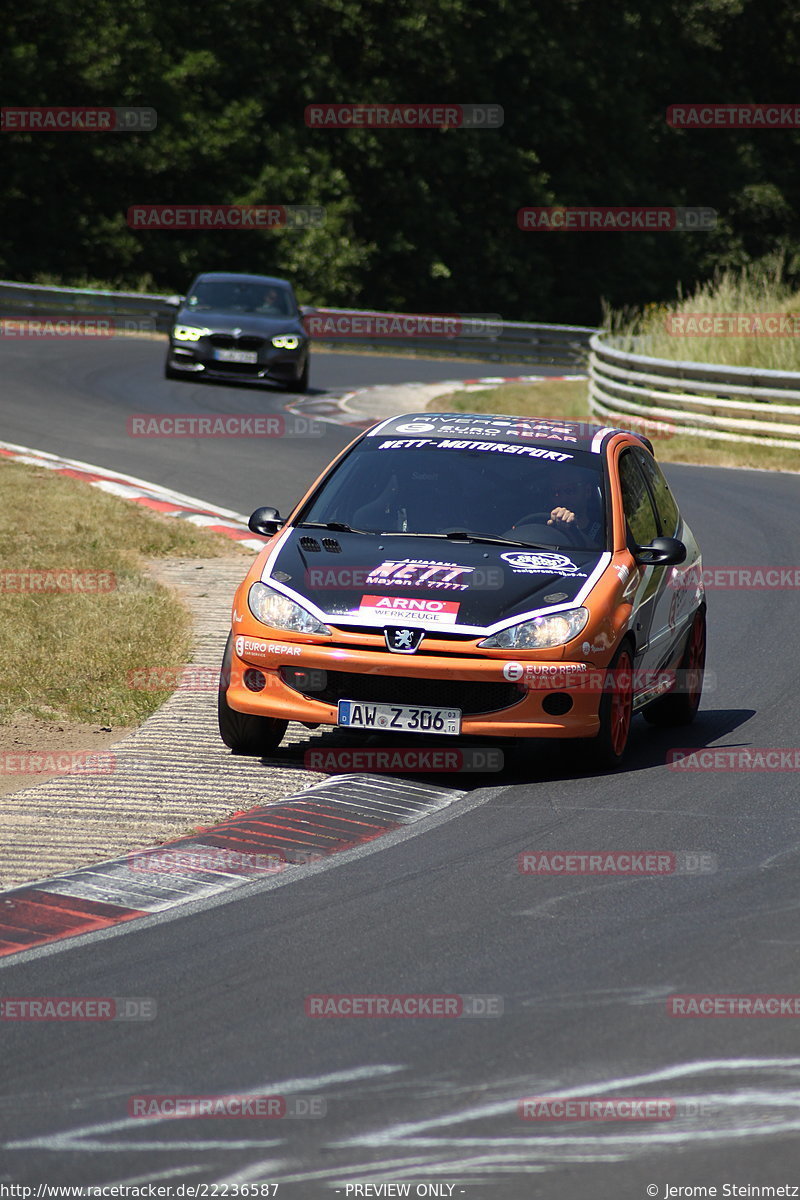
[619,452,658,545]
[633,449,680,536]
[302,441,607,549]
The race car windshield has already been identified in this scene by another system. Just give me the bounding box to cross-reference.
[186,282,293,315]
[300,442,608,551]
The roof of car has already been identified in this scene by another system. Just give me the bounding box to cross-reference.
[191,272,292,288]
[366,412,649,456]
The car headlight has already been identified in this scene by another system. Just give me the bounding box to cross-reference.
[248,582,330,635]
[479,607,589,650]
[173,325,210,342]
[272,335,301,349]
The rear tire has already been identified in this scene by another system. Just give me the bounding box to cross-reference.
[584,641,635,769]
[643,606,706,727]
[217,634,288,755]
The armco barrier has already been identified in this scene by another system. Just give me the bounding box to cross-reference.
[589,333,800,450]
[0,280,595,367]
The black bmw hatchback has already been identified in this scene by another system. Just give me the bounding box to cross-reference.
[164,272,310,390]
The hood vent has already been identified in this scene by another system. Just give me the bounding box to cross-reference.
[299,537,321,552]
[322,538,342,553]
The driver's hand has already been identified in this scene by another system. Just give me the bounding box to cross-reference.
[548,506,576,527]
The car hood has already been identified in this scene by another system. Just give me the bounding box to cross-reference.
[175,309,303,336]
[261,529,606,633]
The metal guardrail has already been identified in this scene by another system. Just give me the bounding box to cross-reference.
[0,280,595,367]
[589,333,800,450]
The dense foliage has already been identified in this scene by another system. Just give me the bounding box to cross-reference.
[2,0,800,323]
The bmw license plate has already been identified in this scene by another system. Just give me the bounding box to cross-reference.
[337,700,461,735]
[214,348,258,364]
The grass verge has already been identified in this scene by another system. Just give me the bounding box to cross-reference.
[0,456,247,725]
[430,379,800,472]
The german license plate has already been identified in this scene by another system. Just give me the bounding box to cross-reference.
[337,700,461,735]
[214,348,258,364]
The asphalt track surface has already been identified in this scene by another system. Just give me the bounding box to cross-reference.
[2,337,800,1197]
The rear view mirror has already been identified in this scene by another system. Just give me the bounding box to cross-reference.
[634,536,686,566]
[249,506,285,537]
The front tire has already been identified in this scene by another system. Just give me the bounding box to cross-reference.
[218,634,288,755]
[164,354,182,381]
[286,358,309,393]
[586,641,635,769]
[643,606,706,727]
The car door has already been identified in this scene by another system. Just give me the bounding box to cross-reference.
[631,447,697,667]
[617,449,662,672]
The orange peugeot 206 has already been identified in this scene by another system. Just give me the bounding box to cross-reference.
[218,412,706,768]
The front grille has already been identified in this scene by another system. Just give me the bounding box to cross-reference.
[209,334,265,351]
[280,668,524,715]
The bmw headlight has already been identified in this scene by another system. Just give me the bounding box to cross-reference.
[479,607,589,650]
[248,582,330,635]
[173,325,210,342]
[272,335,301,349]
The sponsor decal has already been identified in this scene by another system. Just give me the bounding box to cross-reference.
[377,438,573,462]
[366,558,474,591]
[234,635,270,659]
[503,662,588,687]
[358,595,460,623]
[235,636,302,658]
[500,551,585,576]
[395,421,437,433]
[614,563,630,583]
[503,662,524,681]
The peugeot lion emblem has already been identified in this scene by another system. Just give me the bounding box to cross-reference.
[385,627,424,653]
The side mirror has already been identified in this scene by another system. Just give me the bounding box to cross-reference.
[164,295,184,307]
[634,536,686,567]
[249,506,285,537]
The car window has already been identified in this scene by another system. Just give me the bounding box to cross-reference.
[618,451,658,546]
[632,449,680,536]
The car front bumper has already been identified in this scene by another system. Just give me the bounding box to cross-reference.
[225,637,604,739]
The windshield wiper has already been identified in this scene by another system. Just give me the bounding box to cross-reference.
[376,529,560,549]
[297,521,368,534]
[442,530,558,549]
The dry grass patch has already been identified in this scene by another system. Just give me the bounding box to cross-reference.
[0,457,246,725]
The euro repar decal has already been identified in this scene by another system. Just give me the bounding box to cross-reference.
[500,551,587,577]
